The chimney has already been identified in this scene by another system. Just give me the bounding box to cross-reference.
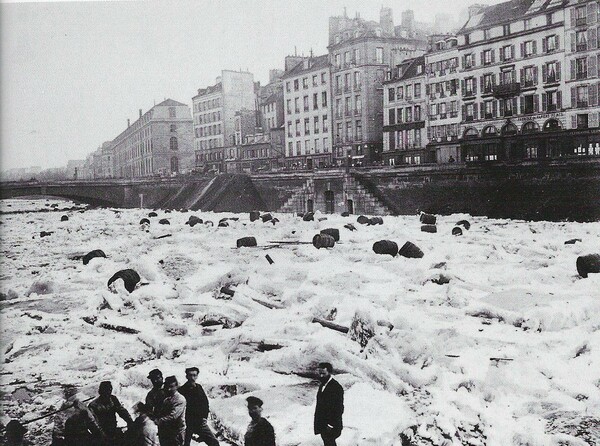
[139,109,142,118]
[127,119,130,127]
[380,7,394,36]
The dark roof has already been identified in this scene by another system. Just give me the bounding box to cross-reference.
[281,55,329,79]
[396,55,426,82]
[461,0,566,31]
[154,99,188,108]
[193,82,223,99]
[262,92,281,106]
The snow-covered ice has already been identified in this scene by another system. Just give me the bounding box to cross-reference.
[1,198,599,445]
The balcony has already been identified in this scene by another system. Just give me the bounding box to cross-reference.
[440,113,447,119]
[493,82,521,98]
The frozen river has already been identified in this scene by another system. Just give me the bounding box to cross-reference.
[1,198,599,445]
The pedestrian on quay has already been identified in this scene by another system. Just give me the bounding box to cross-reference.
[154,376,186,446]
[314,362,344,446]
[88,381,133,444]
[178,367,219,446]
[243,396,275,446]
[146,369,166,418]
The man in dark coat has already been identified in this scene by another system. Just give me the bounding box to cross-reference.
[146,369,166,418]
[155,376,186,446]
[178,367,219,446]
[244,396,275,446]
[88,381,133,443]
[313,362,344,446]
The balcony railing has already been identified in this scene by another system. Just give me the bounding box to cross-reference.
[545,75,559,84]
[493,82,521,98]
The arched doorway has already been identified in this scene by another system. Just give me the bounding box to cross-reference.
[324,191,334,214]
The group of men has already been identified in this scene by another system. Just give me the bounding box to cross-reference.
[50,362,344,446]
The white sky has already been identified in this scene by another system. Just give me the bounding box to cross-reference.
[0,0,501,171]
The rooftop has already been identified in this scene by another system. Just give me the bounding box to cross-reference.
[461,0,566,31]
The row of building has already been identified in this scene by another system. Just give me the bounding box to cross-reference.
[76,0,600,179]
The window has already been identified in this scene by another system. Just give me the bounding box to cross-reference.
[313,93,318,110]
[466,103,475,121]
[323,137,329,152]
[483,49,493,65]
[522,95,536,114]
[576,86,589,107]
[576,57,588,79]
[576,31,587,51]
[335,99,341,117]
[483,73,494,93]
[501,45,513,61]
[523,40,536,57]
[353,71,361,89]
[304,118,310,135]
[322,92,328,107]
[439,103,447,118]
[544,35,558,52]
[335,54,341,68]
[313,75,318,86]
[303,96,309,111]
[294,79,299,91]
[397,107,403,122]
[353,48,360,64]
[543,90,560,111]
[376,47,384,64]
[170,124,176,132]
[503,24,511,36]
[169,107,176,118]
[286,82,291,92]
[170,137,178,150]
[415,83,421,98]
[405,107,413,122]
[295,98,300,113]
[388,108,396,125]
[305,140,310,153]
[355,96,362,114]
[397,86,404,99]
[523,66,537,87]
[296,141,301,156]
[303,77,309,89]
[575,5,587,26]
[345,97,351,115]
[315,138,320,153]
[577,114,589,129]
[287,121,292,137]
[344,51,350,65]
[406,85,413,98]
[483,28,490,40]
[546,13,553,25]
[484,100,494,118]
[465,33,470,45]
[345,122,352,139]
[388,88,396,102]
[314,116,320,133]
[524,19,531,31]
[465,77,476,96]
[321,72,327,84]
[335,35,341,44]
[415,105,421,121]
[295,119,300,136]
[355,120,362,140]
[287,99,292,114]
[323,115,328,133]
[464,53,475,68]
[501,69,516,85]
[344,73,350,90]
[503,98,516,116]
[430,103,437,117]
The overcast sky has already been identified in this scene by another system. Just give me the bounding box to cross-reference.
[0,0,501,171]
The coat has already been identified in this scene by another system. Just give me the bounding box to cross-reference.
[145,388,166,418]
[155,392,186,440]
[88,395,133,437]
[130,414,159,446]
[244,417,276,446]
[313,378,344,436]
[178,382,210,425]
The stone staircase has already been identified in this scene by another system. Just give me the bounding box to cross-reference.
[344,174,392,215]
[279,178,314,214]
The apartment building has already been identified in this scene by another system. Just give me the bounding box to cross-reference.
[382,56,430,165]
[564,0,600,154]
[425,35,462,163]
[192,70,256,158]
[282,55,333,169]
[112,99,194,178]
[328,8,426,166]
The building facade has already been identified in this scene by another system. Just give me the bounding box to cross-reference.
[282,55,333,169]
[328,8,426,166]
[455,0,599,162]
[425,35,462,163]
[112,99,194,178]
[382,55,430,165]
[192,70,256,158]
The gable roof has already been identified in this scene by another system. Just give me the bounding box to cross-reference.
[154,99,188,107]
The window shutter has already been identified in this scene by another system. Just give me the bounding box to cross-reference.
[480,102,485,117]
[426,84,430,95]
[557,62,561,81]
[571,115,577,129]
[571,32,577,52]
[480,76,484,91]
[473,104,479,120]
[589,28,598,49]
[589,55,598,77]
[491,50,496,63]
[493,100,498,117]
[511,45,515,59]
[590,84,598,106]
[520,42,525,58]
[542,92,548,111]
[588,2,598,24]
[500,48,505,62]
[461,79,466,93]
[499,100,505,116]
[571,86,577,107]
[520,97,525,114]
[534,94,539,112]
[555,35,560,50]
[512,97,518,113]
[492,73,497,85]
[480,51,484,64]
[534,66,539,84]
[571,60,577,80]
[590,112,599,128]
[532,40,537,55]
[542,64,548,82]
[557,91,562,109]
[520,68,525,83]
[462,104,467,121]
[570,8,577,27]
[473,79,478,95]
[542,37,547,53]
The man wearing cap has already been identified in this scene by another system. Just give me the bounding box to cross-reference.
[314,362,344,446]
[178,367,219,446]
[155,376,186,446]
[146,369,166,418]
[88,381,133,444]
[244,396,275,446]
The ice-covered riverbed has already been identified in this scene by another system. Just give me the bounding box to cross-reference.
[1,198,599,445]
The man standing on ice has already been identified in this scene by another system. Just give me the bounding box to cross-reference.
[314,362,344,446]
[178,367,219,446]
[243,396,276,446]
[155,376,187,446]
[146,369,166,418]
[88,381,134,443]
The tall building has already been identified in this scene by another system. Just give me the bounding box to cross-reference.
[328,8,426,165]
[192,70,256,157]
[564,0,600,149]
[425,35,462,163]
[455,0,599,161]
[382,55,429,165]
[282,54,333,168]
[112,99,194,178]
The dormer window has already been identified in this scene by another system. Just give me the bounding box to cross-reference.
[335,35,341,44]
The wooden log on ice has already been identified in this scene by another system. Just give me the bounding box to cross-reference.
[312,317,349,333]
